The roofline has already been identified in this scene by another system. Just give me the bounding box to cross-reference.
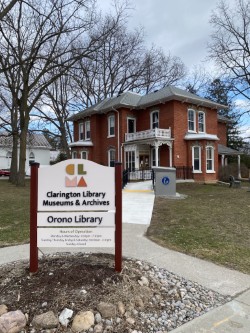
[135,95,227,110]
[67,87,228,121]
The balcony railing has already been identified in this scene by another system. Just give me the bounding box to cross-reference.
[125,128,171,142]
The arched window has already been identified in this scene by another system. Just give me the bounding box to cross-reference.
[72,151,78,159]
[192,146,201,172]
[108,149,116,167]
[198,111,205,133]
[108,114,115,137]
[151,110,159,129]
[206,146,214,172]
[81,151,88,159]
[188,109,196,132]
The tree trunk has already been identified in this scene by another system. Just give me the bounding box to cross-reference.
[17,126,28,186]
[9,131,18,184]
[17,95,29,187]
[60,124,71,158]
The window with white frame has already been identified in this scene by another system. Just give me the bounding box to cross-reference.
[126,151,135,171]
[198,111,205,133]
[85,120,90,140]
[151,111,159,129]
[72,151,78,159]
[188,109,196,132]
[192,146,201,172]
[108,115,115,137]
[206,146,214,172]
[81,151,88,159]
[79,123,84,140]
[108,149,116,167]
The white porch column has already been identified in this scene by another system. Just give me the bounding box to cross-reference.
[155,144,159,167]
[169,144,173,167]
[221,154,225,167]
[225,157,228,166]
[238,154,241,179]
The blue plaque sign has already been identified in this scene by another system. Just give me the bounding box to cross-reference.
[162,176,170,185]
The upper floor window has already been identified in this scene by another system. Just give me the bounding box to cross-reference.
[198,112,205,133]
[188,109,195,132]
[127,118,136,133]
[108,115,115,137]
[85,120,90,140]
[192,146,201,172]
[151,111,159,129]
[206,146,214,172]
[79,123,84,140]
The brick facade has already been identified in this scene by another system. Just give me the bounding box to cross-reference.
[69,87,228,182]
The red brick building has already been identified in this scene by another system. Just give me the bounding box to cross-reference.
[68,86,241,182]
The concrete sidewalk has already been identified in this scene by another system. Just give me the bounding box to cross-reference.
[171,290,250,333]
[1,224,250,332]
[122,180,154,224]
[0,181,250,332]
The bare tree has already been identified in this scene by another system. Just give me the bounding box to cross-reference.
[184,65,211,95]
[71,11,186,108]
[30,74,75,158]
[0,0,120,186]
[0,61,21,183]
[208,0,250,103]
[0,0,18,21]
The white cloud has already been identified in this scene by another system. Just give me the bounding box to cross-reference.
[96,0,236,69]
[234,98,250,113]
[239,125,250,139]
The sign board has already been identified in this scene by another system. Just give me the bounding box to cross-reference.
[37,211,115,227]
[38,160,115,211]
[30,160,122,272]
[38,228,114,247]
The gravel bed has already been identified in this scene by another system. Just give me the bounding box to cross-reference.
[0,253,231,333]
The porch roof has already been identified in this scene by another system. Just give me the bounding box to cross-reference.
[218,144,243,155]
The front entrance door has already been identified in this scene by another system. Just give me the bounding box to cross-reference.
[139,154,150,168]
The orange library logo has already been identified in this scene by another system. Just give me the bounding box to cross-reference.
[65,164,87,187]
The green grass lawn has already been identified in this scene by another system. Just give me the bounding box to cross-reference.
[147,183,250,274]
[0,179,30,247]
[1,179,250,274]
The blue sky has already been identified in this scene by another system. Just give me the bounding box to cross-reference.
[96,0,234,70]
[96,0,250,139]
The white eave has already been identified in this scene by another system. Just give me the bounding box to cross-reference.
[69,140,94,147]
[184,133,219,141]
